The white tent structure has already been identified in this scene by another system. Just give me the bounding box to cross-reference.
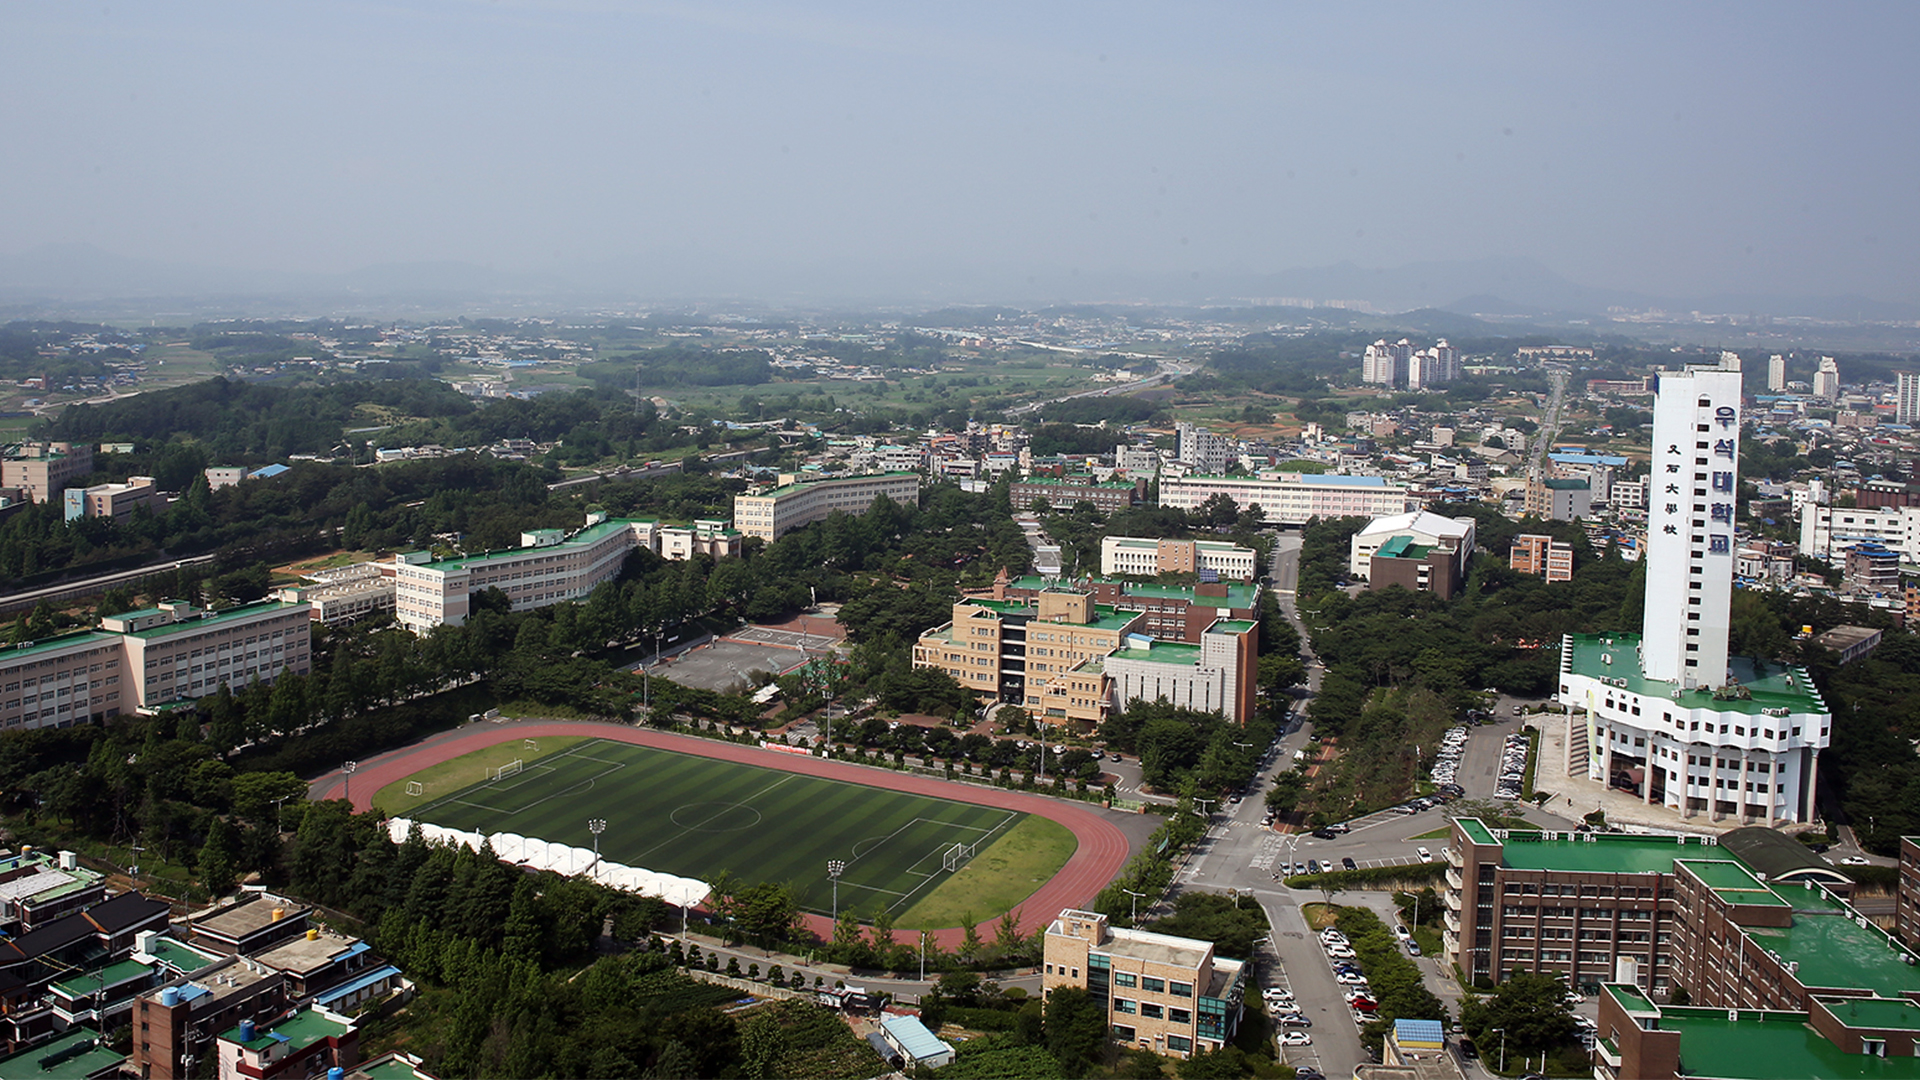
[384,819,710,908]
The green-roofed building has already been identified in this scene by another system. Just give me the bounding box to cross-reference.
[218,1005,358,1080]
[992,570,1259,644]
[0,1029,124,1080]
[1453,818,1920,1079]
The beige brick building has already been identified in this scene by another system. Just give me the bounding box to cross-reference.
[1042,908,1245,1059]
[1,441,93,503]
[731,472,921,541]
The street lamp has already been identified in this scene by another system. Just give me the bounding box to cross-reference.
[1121,887,1147,924]
[827,860,846,923]
[1194,797,1217,818]
[587,819,606,881]
[342,760,358,804]
[1492,1027,1507,1072]
[920,930,930,982]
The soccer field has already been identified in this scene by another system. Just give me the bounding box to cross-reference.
[409,739,1030,919]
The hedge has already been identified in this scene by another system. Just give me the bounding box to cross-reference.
[1285,861,1446,891]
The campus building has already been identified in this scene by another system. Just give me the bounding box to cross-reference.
[731,472,921,541]
[64,475,158,523]
[393,516,656,632]
[0,600,313,730]
[1157,473,1414,526]
[1099,536,1258,581]
[986,572,1260,645]
[275,563,397,625]
[1558,367,1831,824]
[0,441,93,504]
[1510,534,1574,583]
[1366,535,1471,600]
[1174,422,1234,474]
[1010,475,1143,514]
[1525,475,1592,521]
[1348,510,1477,580]
[1443,818,1854,995]
[1799,503,1920,564]
[912,588,1259,725]
[1043,908,1245,1059]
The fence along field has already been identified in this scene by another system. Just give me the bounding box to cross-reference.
[402,738,1057,925]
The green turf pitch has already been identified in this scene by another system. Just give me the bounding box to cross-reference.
[409,739,1023,917]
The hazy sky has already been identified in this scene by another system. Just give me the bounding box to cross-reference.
[6,1,1918,303]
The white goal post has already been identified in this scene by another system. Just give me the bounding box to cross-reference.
[491,759,523,782]
[941,840,978,873]
[405,781,425,796]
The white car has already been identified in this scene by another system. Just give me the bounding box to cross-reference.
[1840,856,1872,866]
[1279,1031,1313,1046]
[1394,924,1412,941]
[1417,846,1433,861]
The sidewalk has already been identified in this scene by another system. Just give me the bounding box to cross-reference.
[669,929,1044,1004]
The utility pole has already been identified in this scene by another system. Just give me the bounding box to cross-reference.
[1121,887,1147,924]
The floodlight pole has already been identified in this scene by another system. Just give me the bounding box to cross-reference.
[920,931,929,983]
[1493,1027,1506,1072]
[828,860,846,924]
[588,818,606,881]
[342,761,358,805]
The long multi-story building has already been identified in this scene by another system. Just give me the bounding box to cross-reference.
[1,441,93,504]
[1582,830,1920,1079]
[1559,367,1831,825]
[1043,908,1245,1060]
[1799,503,1920,563]
[731,472,921,541]
[393,516,658,632]
[1011,475,1142,514]
[0,600,313,730]
[1158,473,1413,526]
[1444,818,1853,994]
[1100,536,1258,581]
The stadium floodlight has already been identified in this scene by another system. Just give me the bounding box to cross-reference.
[827,859,847,923]
[588,819,606,880]
[343,760,358,804]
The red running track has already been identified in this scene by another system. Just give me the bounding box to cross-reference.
[313,721,1131,949]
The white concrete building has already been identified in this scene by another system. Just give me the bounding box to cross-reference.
[1897,370,1920,426]
[1158,473,1414,526]
[1813,356,1841,401]
[1799,503,1920,563]
[1174,423,1234,475]
[731,472,921,541]
[1347,510,1477,579]
[1767,354,1788,393]
[1557,368,1829,823]
[394,517,658,632]
[1100,536,1259,581]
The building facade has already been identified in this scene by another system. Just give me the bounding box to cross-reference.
[987,573,1260,645]
[393,517,657,632]
[1043,908,1245,1059]
[1799,503,1920,563]
[1,442,93,504]
[1510,534,1574,582]
[1158,473,1414,526]
[1011,476,1142,514]
[1174,423,1234,474]
[1559,368,1830,824]
[1898,371,1920,426]
[1349,511,1477,579]
[64,476,158,522]
[1100,537,1258,581]
[1813,356,1841,401]
[731,472,922,541]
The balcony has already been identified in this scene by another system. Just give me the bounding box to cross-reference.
[1443,910,1461,935]
[1446,867,1463,892]
[1447,847,1464,869]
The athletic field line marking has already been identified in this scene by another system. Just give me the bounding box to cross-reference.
[833,810,1023,915]
[626,772,800,864]
[408,738,602,818]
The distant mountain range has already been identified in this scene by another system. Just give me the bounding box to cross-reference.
[1,243,1915,323]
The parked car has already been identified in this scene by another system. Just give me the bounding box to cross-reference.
[1342,857,1358,871]
[1417,846,1433,861]
[1277,1013,1313,1027]
[1279,1030,1313,1046]
[1407,942,1422,956]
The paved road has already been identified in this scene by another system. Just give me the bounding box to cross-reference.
[1529,365,1571,476]
[1159,541,1587,1074]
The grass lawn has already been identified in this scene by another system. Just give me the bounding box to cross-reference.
[1300,902,1340,930]
[895,814,1077,930]
[373,734,589,816]
[400,739,1072,922]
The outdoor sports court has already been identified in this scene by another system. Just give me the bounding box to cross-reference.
[408,738,1023,919]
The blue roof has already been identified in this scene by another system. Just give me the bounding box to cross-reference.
[1550,451,1629,466]
[1396,1018,1446,1044]
[313,964,400,1007]
[1295,474,1389,487]
[881,1014,953,1060]
[249,463,291,479]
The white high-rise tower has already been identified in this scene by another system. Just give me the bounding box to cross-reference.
[1897,371,1920,426]
[1641,368,1742,686]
